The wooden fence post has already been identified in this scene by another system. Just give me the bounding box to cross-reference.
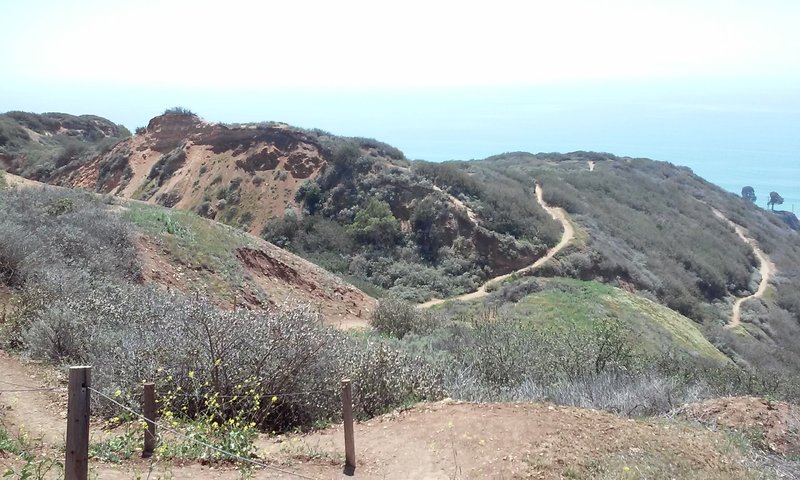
[142,383,156,458]
[65,366,91,480]
[341,378,355,473]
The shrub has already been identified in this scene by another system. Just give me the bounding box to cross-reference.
[295,181,323,215]
[24,305,86,362]
[348,198,400,248]
[19,282,442,430]
[0,188,140,288]
[163,106,195,116]
[261,212,300,248]
[148,147,186,186]
[485,278,542,307]
[370,298,441,338]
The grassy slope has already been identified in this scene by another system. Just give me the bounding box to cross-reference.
[122,202,259,302]
[466,278,729,363]
[119,200,375,325]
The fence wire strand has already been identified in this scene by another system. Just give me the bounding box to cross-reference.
[0,387,59,393]
[166,389,335,400]
[88,387,320,480]
[0,378,59,392]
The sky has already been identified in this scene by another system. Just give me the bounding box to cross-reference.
[1,0,799,203]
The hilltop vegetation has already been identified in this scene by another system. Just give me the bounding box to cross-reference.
[0,111,129,181]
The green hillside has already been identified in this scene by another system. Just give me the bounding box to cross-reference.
[469,278,729,363]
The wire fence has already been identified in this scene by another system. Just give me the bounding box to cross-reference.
[88,386,321,480]
[0,378,59,392]
[165,389,336,400]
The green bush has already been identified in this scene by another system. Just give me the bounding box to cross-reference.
[348,198,400,248]
[370,298,442,338]
[163,106,195,116]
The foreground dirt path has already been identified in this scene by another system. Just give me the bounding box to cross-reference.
[0,350,770,479]
[0,351,66,448]
[254,400,758,479]
[420,185,574,308]
[712,208,776,328]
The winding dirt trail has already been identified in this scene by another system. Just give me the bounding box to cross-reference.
[712,209,776,328]
[419,186,574,308]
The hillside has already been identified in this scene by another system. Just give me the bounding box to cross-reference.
[442,278,729,364]
[0,173,374,327]
[4,111,800,367]
[4,110,562,302]
[0,111,129,181]
[462,153,800,368]
[3,112,800,477]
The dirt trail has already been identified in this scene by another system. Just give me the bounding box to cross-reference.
[253,400,756,479]
[712,208,776,328]
[420,186,574,308]
[431,184,479,225]
[0,352,66,448]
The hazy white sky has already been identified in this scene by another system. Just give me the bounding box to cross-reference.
[2,0,799,89]
[1,0,799,206]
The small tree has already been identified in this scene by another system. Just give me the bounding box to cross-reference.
[295,181,323,215]
[768,191,784,211]
[410,195,445,261]
[741,186,757,203]
[348,198,400,248]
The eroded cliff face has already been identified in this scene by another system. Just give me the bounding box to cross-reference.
[63,113,330,235]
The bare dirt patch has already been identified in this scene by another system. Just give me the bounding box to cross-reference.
[257,400,759,479]
[237,245,376,329]
[682,396,800,456]
[0,352,66,449]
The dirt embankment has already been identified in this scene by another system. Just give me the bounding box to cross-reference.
[420,184,574,308]
[62,114,331,236]
[255,400,761,479]
[682,396,799,457]
[237,246,376,328]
